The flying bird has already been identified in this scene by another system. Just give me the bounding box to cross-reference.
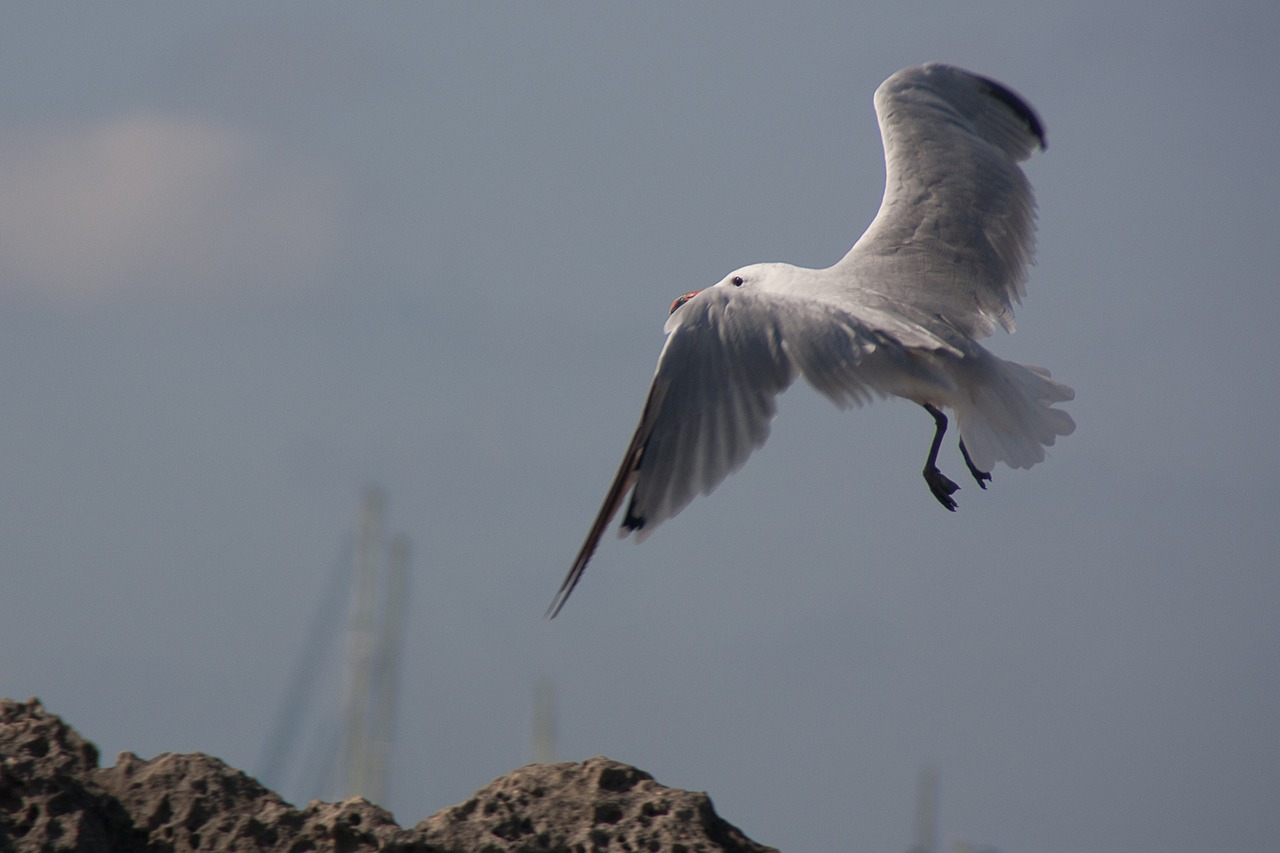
[548,63,1074,617]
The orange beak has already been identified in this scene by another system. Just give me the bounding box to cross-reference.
[669,289,702,314]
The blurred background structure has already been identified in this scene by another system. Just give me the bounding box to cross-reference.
[256,487,411,805]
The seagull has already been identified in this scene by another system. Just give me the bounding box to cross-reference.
[547,63,1074,618]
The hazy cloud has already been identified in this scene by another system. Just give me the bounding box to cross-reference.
[0,113,341,304]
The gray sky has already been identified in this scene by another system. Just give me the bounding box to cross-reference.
[2,4,1278,852]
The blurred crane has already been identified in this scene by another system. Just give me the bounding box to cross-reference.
[907,763,938,853]
[257,486,413,807]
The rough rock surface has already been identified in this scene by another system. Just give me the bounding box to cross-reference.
[0,698,776,852]
[417,757,771,853]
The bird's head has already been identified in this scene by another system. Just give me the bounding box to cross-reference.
[669,264,778,314]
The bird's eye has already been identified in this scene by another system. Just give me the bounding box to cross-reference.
[731,276,744,286]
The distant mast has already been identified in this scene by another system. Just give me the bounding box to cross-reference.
[533,677,557,764]
[367,532,411,803]
[339,486,411,804]
[907,762,939,853]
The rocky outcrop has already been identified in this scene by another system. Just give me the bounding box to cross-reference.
[0,698,776,852]
[418,757,770,852]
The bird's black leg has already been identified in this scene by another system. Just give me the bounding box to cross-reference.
[959,438,992,489]
[921,403,960,511]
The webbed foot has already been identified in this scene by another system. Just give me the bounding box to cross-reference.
[924,465,960,511]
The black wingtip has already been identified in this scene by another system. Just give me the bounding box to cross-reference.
[544,595,567,620]
[545,569,585,620]
[977,74,1047,149]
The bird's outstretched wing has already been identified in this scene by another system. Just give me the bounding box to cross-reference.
[837,63,1046,339]
[546,287,921,618]
[547,64,1052,617]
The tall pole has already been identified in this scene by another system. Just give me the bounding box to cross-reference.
[366,532,411,804]
[340,485,384,798]
[909,763,939,853]
[533,677,557,764]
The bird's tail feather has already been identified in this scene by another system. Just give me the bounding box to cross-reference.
[953,352,1074,473]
